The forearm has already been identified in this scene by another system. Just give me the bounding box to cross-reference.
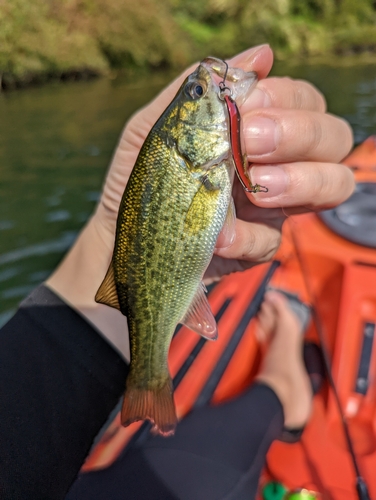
[46,216,130,362]
[0,285,128,499]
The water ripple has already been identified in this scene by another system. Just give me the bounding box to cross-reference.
[2,285,35,300]
[0,231,76,265]
[0,267,20,282]
[45,210,71,222]
[86,191,100,202]
[0,220,15,230]
[29,270,50,282]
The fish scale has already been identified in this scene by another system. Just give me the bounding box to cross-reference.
[116,132,231,376]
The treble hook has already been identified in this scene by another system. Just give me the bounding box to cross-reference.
[244,183,269,194]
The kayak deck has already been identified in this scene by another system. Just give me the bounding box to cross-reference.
[81,138,376,499]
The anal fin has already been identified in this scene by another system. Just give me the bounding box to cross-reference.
[181,283,218,340]
[95,262,121,311]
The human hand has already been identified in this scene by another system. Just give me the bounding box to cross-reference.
[94,44,354,280]
[46,44,354,359]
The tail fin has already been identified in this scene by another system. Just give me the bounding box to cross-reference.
[121,380,177,436]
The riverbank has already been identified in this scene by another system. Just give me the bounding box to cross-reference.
[2,0,376,90]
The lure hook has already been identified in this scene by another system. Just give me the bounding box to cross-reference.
[244,183,269,194]
[218,60,232,100]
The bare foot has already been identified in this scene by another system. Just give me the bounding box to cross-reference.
[256,291,312,430]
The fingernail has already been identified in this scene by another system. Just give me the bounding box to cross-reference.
[243,117,279,155]
[242,88,272,111]
[231,44,270,67]
[244,44,270,62]
[249,165,289,198]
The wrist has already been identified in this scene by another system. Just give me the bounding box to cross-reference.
[45,216,130,361]
[46,217,112,307]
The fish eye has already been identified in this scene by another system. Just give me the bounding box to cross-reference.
[194,85,203,96]
[185,81,206,100]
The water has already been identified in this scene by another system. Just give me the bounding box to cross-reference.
[1,60,376,325]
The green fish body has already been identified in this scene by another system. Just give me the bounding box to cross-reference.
[96,61,256,435]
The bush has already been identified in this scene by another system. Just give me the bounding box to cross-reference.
[1,0,376,87]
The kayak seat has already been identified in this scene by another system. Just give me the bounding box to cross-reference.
[319,182,376,249]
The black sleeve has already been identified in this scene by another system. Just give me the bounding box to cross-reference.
[67,383,283,500]
[0,285,284,500]
[0,285,128,500]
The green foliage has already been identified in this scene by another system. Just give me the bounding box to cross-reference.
[82,0,190,69]
[334,25,376,54]
[170,0,376,64]
[0,0,188,87]
[0,0,108,86]
[1,0,376,87]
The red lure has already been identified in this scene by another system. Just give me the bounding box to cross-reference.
[223,94,268,194]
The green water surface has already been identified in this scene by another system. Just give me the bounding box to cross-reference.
[1,61,376,325]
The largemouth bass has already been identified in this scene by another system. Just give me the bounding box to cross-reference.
[96,58,258,436]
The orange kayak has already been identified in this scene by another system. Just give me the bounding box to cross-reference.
[81,138,376,500]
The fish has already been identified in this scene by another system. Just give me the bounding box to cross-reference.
[95,58,258,436]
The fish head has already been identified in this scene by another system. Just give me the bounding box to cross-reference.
[161,63,232,169]
[160,59,257,170]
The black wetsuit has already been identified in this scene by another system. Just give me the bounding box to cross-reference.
[0,285,284,500]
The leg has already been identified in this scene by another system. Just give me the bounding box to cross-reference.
[141,383,283,500]
[67,384,283,500]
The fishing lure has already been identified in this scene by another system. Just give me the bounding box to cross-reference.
[217,60,268,195]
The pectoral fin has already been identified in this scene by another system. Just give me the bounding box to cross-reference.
[95,262,121,311]
[181,283,218,340]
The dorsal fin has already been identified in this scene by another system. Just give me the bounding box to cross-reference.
[95,262,121,311]
[181,283,218,340]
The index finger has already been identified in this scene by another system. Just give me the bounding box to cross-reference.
[228,44,274,80]
[241,77,327,114]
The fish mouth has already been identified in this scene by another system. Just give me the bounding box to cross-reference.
[201,57,258,106]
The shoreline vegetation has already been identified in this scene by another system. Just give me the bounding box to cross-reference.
[2,0,376,90]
